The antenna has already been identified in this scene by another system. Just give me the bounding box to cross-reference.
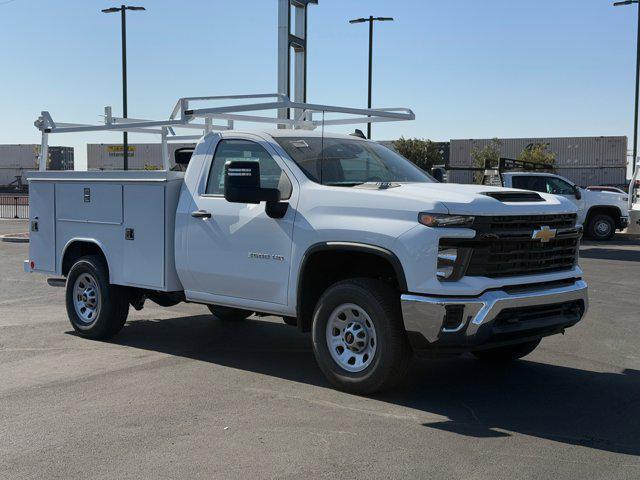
[320,110,325,184]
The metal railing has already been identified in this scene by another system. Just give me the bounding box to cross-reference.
[0,195,29,219]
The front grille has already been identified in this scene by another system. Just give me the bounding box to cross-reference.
[443,214,580,278]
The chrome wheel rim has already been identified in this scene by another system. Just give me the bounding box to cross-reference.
[595,220,611,236]
[326,303,377,373]
[73,273,101,324]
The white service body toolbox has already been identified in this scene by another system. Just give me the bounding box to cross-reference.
[26,170,184,291]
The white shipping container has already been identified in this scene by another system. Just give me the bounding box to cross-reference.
[450,137,627,168]
[556,167,627,187]
[0,145,41,169]
[87,143,196,171]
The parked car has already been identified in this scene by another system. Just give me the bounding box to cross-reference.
[502,172,629,240]
[25,96,589,394]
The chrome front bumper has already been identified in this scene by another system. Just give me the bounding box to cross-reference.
[401,279,588,350]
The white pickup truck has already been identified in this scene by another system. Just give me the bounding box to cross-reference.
[25,96,588,393]
[502,172,629,241]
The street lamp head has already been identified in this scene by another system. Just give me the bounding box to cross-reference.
[349,16,394,24]
[101,5,146,13]
[613,1,637,6]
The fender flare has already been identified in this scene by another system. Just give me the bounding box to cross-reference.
[296,241,408,319]
[585,205,622,228]
[59,238,111,280]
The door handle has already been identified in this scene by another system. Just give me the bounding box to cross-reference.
[191,209,212,219]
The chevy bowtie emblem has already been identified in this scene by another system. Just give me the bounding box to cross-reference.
[532,225,557,243]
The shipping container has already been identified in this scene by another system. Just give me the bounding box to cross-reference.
[87,143,196,171]
[449,136,627,168]
[0,145,74,187]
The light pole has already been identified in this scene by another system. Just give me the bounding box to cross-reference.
[349,16,393,139]
[102,5,146,171]
[614,0,640,206]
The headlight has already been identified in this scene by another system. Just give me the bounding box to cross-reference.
[419,213,475,228]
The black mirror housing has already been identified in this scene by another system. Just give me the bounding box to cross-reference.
[224,161,280,204]
[574,186,582,199]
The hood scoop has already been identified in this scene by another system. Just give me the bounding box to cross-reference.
[482,191,544,202]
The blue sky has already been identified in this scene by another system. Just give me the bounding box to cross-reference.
[0,0,638,167]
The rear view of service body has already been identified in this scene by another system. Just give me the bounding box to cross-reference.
[26,94,588,393]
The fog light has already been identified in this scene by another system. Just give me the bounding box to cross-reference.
[437,247,458,280]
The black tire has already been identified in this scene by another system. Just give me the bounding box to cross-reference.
[65,255,129,339]
[311,278,411,395]
[472,339,541,361]
[587,213,616,241]
[207,305,253,321]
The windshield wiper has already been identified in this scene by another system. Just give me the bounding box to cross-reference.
[323,181,365,187]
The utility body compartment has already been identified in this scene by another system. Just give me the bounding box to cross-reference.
[27,170,184,291]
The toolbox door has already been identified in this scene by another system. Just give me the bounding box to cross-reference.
[28,182,56,273]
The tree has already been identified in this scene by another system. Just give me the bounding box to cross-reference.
[470,138,502,184]
[392,137,443,172]
[518,143,556,167]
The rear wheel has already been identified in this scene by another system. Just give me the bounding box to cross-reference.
[472,339,541,361]
[312,278,411,394]
[65,255,129,339]
[207,305,253,321]
[587,213,615,241]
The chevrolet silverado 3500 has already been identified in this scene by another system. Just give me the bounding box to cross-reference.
[26,95,588,393]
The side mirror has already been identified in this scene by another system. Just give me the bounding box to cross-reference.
[174,147,194,166]
[224,161,280,204]
[431,167,445,183]
[574,186,582,200]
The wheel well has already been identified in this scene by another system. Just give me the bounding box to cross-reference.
[296,246,406,332]
[61,241,109,279]
[585,206,622,229]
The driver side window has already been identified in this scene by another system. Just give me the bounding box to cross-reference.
[545,177,574,195]
[205,139,292,199]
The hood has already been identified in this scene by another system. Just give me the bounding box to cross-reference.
[359,182,578,216]
[581,188,627,206]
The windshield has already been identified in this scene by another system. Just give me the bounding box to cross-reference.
[274,137,435,186]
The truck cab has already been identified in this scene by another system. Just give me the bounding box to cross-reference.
[502,172,629,240]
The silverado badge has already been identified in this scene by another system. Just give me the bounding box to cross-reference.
[532,225,557,243]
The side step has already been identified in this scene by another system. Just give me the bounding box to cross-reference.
[47,277,66,287]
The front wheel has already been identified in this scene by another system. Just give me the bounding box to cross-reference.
[311,278,411,394]
[472,339,541,361]
[587,214,615,241]
[65,255,129,339]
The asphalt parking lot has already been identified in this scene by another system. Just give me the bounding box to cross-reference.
[1,219,639,479]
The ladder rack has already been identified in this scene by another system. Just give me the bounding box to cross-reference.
[34,93,415,171]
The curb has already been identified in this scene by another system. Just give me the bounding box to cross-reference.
[0,233,29,243]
